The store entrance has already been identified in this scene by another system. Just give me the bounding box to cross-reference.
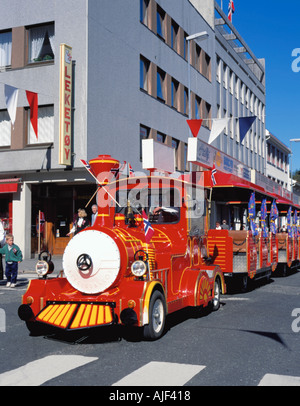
[31,183,97,255]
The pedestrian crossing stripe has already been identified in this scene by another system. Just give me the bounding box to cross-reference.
[258,373,300,386]
[112,362,206,386]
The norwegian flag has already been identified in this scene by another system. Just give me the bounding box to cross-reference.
[110,161,135,180]
[228,0,235,22]
[142,210,154,244]
[80,159,96,178]
[211,164,217,187]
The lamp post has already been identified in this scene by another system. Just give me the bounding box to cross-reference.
[289,138,300,189]
[186,31,209,123]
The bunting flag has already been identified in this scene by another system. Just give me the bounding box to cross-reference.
[26,90,38,139]
[248,192,258,236]
[142,210,154,244]
[228,0,235,22]
[208,117,230,145]
[261,198,268,238]
[293,209,298,237]
[4,85,19,127]
[270,199,278,234]
[111,161,134,179]
[211,164,217,187]
[239,116,256,143]
[187,119,203,138]
[287,206,292,238]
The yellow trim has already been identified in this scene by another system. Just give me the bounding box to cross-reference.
[49,305,64,324]
[142,281,165,325]
[97,306,104,324]
[71,304,86,328]
[81,304,92,326]
[89,305,98,325]
[89,159,119,164]
[60,304,77,328]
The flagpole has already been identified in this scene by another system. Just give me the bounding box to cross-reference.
[38,210,41,255]
[85,186,101,208]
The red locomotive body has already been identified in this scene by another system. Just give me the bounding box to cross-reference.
[19,155,226,340]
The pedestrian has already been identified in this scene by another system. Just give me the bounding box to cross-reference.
[91,204,98,226]
[0,219,5,279]
[0,233,23,288]
[221,219,230,230]
[215,221,222,230]
[67,208,90,236]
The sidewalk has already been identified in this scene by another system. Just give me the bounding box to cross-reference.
[18,255,63,273]
[0,255,63,281]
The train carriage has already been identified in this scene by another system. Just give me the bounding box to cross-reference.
[272,197,300,276]
[202,166,300,290]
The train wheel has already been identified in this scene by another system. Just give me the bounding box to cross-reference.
[241,275,248,292]
[212,278,221,311]
[143,291,166,340]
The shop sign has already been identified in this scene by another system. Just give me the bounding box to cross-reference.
[59,44,72,166]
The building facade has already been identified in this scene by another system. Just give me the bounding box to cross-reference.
[266,129,290,192]
[0,0,270,257]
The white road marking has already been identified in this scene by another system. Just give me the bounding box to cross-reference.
[112,361,205,386]
[222,297,249,301]
[259,373,300,386]
[0,355,98,386]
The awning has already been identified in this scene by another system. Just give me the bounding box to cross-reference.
[0,178,21,194]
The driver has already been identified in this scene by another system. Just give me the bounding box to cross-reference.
[151,206,179,222]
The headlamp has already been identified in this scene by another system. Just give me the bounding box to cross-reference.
[36,260,50,277]
[131,260,147,277]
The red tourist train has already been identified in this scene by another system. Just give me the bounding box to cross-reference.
[18,154,226,340]
[18,152,300,340]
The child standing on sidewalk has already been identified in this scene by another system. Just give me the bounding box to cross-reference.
[0,234,23,287]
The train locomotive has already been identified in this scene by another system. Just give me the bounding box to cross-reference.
[18,155,226,340]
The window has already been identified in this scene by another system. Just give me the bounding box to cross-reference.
[0,110,11,146]
[28,105,54,144]
[156,5,165,40]
[195,96,201,120]
[171,79,179,109]
[184,87,189,116]
[28,23,55,63]
[183,32,188,61]
[0,31,12,67]
[157,132,165,143]
[140,0,150,25]
[203,102,211,129]
[140,124,150,161]
[140,56,150,92]
[157,68,165,101]
[171,20,179,52]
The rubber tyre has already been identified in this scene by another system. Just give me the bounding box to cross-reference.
[143,290,166,340]
[212,278,221,311]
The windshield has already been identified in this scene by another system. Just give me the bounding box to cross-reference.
[115,185,180,224]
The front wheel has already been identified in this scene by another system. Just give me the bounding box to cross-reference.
[143,290,166,340]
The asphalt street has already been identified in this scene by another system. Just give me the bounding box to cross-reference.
[0,262,299,388]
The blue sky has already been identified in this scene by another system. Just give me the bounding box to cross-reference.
[216,1,300,171]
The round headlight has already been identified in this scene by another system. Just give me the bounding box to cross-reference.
[131,260,147,277]
[36,260,49,277]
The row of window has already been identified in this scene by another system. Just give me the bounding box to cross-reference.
[0,105,54,147]
[140,55,212,128]
[140,0,211,82]
[267,143,288,173]
[0,22,54,68]
[216,56,265,121]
